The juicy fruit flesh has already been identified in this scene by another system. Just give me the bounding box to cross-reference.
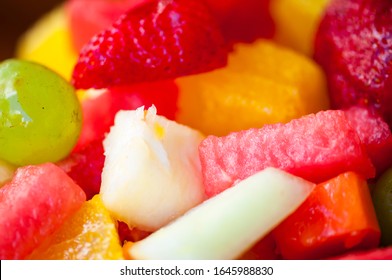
[5,0,392,260]
[28,195,123,260]
[100,106,206,232]
[177,39,329,136]
[71,0,228,89]
[0,59,82,166]
[128,168,315,260]
[0,163,86,260]
[199,110,375,197]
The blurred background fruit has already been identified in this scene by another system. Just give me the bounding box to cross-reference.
[0,0,64,61]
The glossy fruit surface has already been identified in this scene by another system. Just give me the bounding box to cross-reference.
[176,39,329,136]
[199,110,375,197]
[28,195,123,260]
[72,0,228,89]
[0,59,82,166]
[274,172,380,259]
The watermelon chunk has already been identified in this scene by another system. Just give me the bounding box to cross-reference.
[0,163,86,259]
[199,110,375,197]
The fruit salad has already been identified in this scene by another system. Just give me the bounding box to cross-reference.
[1,0,392,260]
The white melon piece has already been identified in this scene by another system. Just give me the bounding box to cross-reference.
[100,106,206,232]
[127,167,315,260]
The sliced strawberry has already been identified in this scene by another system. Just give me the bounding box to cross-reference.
[72,0,228,89]
[314,0,392,128]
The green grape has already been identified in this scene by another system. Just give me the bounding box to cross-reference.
[372,167,392,246]
[0,59,82,166]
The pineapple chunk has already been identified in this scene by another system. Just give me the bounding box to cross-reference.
[100,106,206,232]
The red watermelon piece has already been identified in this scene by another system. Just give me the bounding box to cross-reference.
[0,163,86,259]
[345,106,392,176]
[199,110,375,197]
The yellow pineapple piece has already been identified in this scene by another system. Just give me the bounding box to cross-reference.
[271,0,331,56]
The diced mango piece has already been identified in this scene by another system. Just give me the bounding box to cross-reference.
[271,0,331,56]
[176,39,329,136]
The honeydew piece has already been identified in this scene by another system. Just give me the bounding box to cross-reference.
[128,167,315,260]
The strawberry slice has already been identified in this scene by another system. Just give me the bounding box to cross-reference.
[72,0,228,89]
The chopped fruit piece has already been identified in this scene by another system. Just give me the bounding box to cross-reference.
[314,0,392,128]
[204,0,275,44]
[72,0,228,89]
[74,80,178,152]
[16,5,77,80]
[0,163,86,260]
[345,106,392,175]
[66,0,148,51]
[273,172,380,260]
[176,39,329,136]
[0,59,82,166]
[100,106,206,232]
[199,110,375,197]
[271,0,330,56]
[58,139,105,200]
[28,195,123,260]
[372,167,392,246]
[126,168,315,260]
[330,246,392,260]
[0,159,16,187]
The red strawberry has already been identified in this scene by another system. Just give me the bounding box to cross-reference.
[72,0,228,89]
[314,0,392,128]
